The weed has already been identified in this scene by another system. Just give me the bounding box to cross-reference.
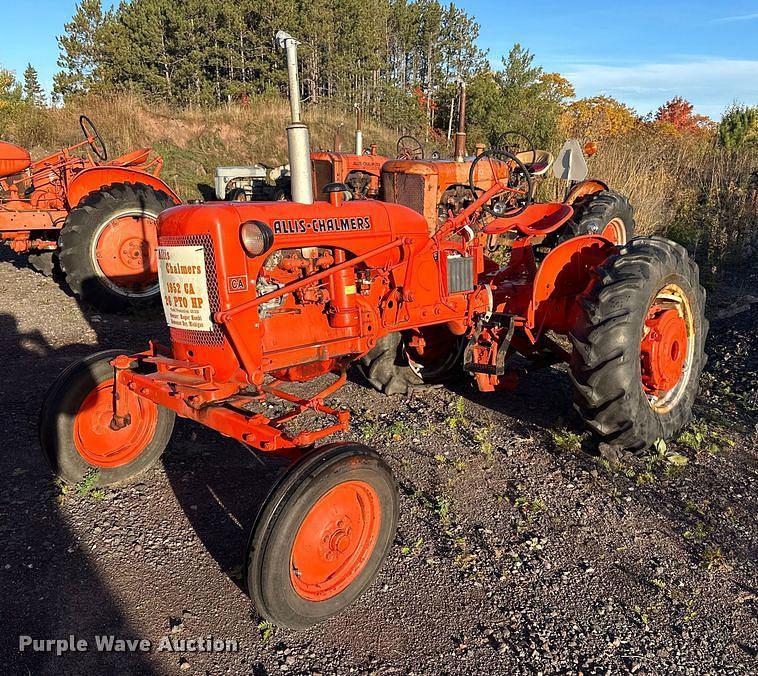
[700,545,726,571]
[549,428,584,453]
[257,620,276,644]
[75,470,103,499]
[683,521,711,542]
[401,537,424,557]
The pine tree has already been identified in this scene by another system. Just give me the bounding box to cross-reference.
[23,64,45,105]
[53,0,107,100]
[718,104,758,149]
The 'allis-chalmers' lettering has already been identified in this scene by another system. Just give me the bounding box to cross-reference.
[271,216,373,235]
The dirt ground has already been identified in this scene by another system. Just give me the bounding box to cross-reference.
[0,250,756,675]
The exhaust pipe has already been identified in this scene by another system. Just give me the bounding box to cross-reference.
[454,81,467,162]
[276,31,313,205]
[355,105,363,155]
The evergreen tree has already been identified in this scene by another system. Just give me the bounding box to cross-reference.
[23,64,45,105]
[53,0,108,99]
[718,104,758,150]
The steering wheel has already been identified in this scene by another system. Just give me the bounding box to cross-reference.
[468,148,534,219]
[494,131,536,165]
[79,115,108,161]
[396,135,424,160]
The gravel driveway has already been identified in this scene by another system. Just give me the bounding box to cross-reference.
[1,251,755,675]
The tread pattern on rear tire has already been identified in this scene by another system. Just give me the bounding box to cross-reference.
[569,236,708,452]
[58,181,175,313]
[568,189,635,244]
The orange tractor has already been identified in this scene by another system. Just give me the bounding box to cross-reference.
[0,116,180,310]
[41,33,707,629]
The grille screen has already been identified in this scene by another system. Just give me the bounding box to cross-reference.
[312,159,334,199]
[381,173,425,215]
[447,255,474,293]
[159,233,225,346]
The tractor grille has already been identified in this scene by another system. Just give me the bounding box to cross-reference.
[159,233,225,347]
[446,255,474,293]
[381,173,425,215]
[312,159,333,199]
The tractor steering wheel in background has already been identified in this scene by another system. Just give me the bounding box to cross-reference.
[494,131,536,165]
[80,115,108,161]
[468,148,534,219]
[396,135,424,160]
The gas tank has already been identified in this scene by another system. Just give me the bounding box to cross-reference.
[0,141,31,179]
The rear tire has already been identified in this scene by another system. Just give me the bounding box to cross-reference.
[247,443,398,629]
[59,182,175,312]
[569,237,707,451]
[39,350,175,486]
[567,189,635,245]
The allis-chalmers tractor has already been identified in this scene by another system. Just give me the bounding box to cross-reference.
[41,33,707,629]
[0,116,179,310]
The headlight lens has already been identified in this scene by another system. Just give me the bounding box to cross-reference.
[240,220,274,257]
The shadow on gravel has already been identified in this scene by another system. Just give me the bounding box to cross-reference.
[0,312,158,675]
[161,424,286,596]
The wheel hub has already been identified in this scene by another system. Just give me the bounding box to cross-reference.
[94,213,159,292]
[641,305,688,396]
[290,481,381,601]
[73,378,158,468]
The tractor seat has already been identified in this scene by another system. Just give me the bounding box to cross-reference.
[0,141,31,178]
[515,150,554,176]
[110,148,152,167]
[484,203,573,237]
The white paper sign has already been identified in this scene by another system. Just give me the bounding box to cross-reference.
[157,245,213,332]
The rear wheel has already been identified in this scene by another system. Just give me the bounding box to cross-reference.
[39,350,175,485]
[59,182,175,312]
[247,443,397,629]
[569,237,707,451]
[357,329,464,395]
[567,189,635,245]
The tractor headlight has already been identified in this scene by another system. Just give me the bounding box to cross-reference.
[240,220,274,257]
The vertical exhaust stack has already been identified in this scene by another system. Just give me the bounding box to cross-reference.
[454,81,467,162]
[276,31,314,205]
[354,105,363,155]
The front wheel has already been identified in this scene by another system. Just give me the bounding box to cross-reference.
[59,182,176,312]
[39,350,175,485]
[247,443,398,629]
[569,237,707,451]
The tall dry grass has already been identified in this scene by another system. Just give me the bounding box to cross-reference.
[540,128,757,277]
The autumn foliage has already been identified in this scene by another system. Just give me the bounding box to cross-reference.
[654,96,715,133]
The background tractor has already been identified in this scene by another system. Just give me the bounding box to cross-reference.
[0,115,180,311]
[41,33,707,630]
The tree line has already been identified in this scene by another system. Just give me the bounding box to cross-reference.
[51,0,488,129]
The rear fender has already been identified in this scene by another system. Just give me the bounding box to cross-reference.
[564,179,608,205]
[66,167,180,208]
[528,235,616,335]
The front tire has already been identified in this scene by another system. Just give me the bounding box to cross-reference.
[39,350,175,485]
[247,443,398,629]
[569,237,707,451]
[59,182,176,312]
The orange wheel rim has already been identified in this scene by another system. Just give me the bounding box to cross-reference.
[73,378,158,468]
[640,284,694,411]
[601,217,626,244]
[290,480,381,601]
[93,212,159,294]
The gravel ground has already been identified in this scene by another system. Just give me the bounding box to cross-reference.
[0,251,756,675]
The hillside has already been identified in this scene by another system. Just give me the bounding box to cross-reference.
[4,94,403,200]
